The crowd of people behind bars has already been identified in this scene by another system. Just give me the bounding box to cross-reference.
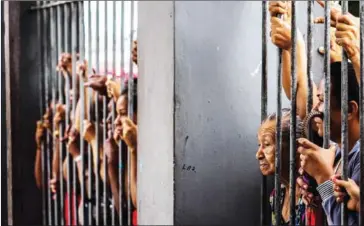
[33,0,364,225]
[257,1,362,225]
[34,37,139,225]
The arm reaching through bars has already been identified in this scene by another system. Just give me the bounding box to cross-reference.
[269,1,318,120]
[34,120,45,189]
[335,14,360,84]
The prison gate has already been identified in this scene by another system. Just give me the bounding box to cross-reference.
[3,1,364,225]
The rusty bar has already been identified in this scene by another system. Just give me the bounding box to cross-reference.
[260,1,268,225]
[274,12,283,226]
[289,1,297,223]
[323,0,331,149]
[341,2,349,226]
[360,1,364,225]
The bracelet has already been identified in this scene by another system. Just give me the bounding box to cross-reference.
[74,155,82,162]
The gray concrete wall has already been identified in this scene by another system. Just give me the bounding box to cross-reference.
[138,1,327,225]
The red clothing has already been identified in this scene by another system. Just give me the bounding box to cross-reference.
[133,210,137,226]
[64,192,81,226]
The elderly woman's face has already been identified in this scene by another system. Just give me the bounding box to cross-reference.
[256,120,276,176]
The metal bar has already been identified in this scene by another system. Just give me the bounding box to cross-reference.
[360,2,364,226]
[95,1,101,224]
[43,4,53,225]
[306,0,313,117]
[56,3,65,225]
[79,1,86,225]
[323,0,331,149]
[274,15,283,226]
[127,1,135,225]
[111,1,116,221]
[260,1,268,225]
[103,2,109,224]
[341,2,349,226]
[37,1,47,225]
[64,2,72,225]
[111,2,117,224]
[119,1,125,223]
[87,1,94,225]
[29,1,81,11]
[359,1,364,225]
[71,2,78,225]
[50,4,59,225]
[289,1,297,224]
[306,2,315,226]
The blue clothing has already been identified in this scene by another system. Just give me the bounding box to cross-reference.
[316,141,360,225]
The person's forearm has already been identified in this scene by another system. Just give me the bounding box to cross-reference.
[282,35,315,119]
[108,160,120,212]
[35,146,43,189]
[130,150,137,208]
[52,138,60,179]
[350,54,360,85]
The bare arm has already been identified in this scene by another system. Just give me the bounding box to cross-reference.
[281,37,318,119]
[34,146,43,189]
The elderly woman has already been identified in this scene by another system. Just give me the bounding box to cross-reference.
[257,109,307,225]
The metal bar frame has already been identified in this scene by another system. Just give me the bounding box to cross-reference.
[30,1,81,11]
[260,1,268,225]
[289,1,297,224]
[360,2,364,225]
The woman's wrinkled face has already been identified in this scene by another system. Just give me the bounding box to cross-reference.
[256,120,276,176]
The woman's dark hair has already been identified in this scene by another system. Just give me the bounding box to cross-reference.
[121,77,138,113]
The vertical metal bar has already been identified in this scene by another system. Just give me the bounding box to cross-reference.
[260,1,268,225]
[95,1,101,224]
[64,2,72,225]
[57,3,65,225]
[341,2,349,226]
[37,2,47,225]
[119,1,125,224]
[274,15,283,226]
[306,2,316,226]
[79,1,86,225]
[43,3,53,225]
[50,4,59,225]
[306,0,313,117]
[289,1,297,224]
[111,2,117,224]
[323,0,331,149]
[127,1,135,225]
[103,2,109,225]
[71,2,78,225]
[87,1,94,225]
[360,2,364,226]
